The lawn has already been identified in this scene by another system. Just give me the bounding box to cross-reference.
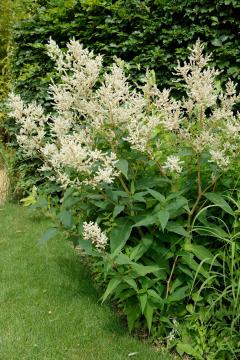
[0,204,171,360]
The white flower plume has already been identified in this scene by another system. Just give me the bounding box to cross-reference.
[83,221,108,251]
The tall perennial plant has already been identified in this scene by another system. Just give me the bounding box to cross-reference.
[9,39,240,359]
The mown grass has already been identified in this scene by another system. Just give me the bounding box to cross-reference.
[0,204,171,360]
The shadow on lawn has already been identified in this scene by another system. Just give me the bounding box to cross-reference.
[55,254,129,336]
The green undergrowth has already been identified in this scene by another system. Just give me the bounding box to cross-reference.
[0,203,171,360]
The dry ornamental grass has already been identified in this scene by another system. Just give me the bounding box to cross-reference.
[0,167,9,204]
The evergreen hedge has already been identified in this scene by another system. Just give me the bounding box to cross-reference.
[11,0,240,104]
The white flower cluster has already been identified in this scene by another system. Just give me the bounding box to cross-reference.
[172,40,240,171]
[9,38,240,183]
[41,134,119,188]
[163,155,184,174]
[83,221,108,251]
[8,93,47,156]
[175,40,220,110]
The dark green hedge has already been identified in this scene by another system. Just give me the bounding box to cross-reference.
[11,0,240,104]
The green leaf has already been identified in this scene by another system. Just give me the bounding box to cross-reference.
[58,210,72,228]
[139,293,147,313]
[166,222,188,236]
[147,188,165,202]
[130,181,135,194]
[123,277,138,291]
[143,301,154,332]
[115,253,131,265]
[92,200,109,209]
[132,192,147,202]
[178,265,194,279]
[211,16,219,23]
[131,263,159,277]
[102,278,121,303]
[167,285,188,303]
[130,235,153,261]
[113,204,125,218]
[188,244,221,266]
[181,253,208,278]
[194,224,229,239]
[176,342,198,357]
[147,290,164,306]
[78,238,95,256]
[166,196,188,214]
[156,209,169,231]
[166,190,186,201]
[125,303,141,332]
[204,192,234,215]
[134,214,157,227]
[110,218,132,256]
[211,38,222,47]
[39,228,58,244]
[116,159,128,179]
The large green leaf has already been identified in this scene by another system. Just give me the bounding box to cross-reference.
[204,192,234,215]
[181,253,208,278]
[187,244,221,266]
[78,238,95,256]
[129,235,153,261]
[114,253,131,265]
[166,196,188,213]
[139,293,147,313]
[132,192,147,202]
[194,224,229,239]
[176,342,198,357]
[112,204,125,219]
[156,209,169,231]
[116,159,129,179]
[125,303,141,333]
[167,285,188,303]
[147,188,165,202]
[147,290,164,307]
[166,222,188,236]
[102,278,122,303]
[123,277,138,291]
[134,214,157,227]
[143,301,154,332]
[131,263,159,277]
[110,218,132,256]
[58,210,72,228]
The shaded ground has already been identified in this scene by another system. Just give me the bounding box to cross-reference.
[0,204,170,360]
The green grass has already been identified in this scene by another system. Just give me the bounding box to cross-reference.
[0,204,171,360]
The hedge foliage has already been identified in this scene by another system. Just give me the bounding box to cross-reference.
[0,0,36,143]
[11,0,240,104]
[0,0,38,93]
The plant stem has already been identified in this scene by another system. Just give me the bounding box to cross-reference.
[147,150,166,176]
[197,156,202,196]
[187,173,222,230]
[118,175,144,237]
[118,174,131,195]
[166,256,178,298]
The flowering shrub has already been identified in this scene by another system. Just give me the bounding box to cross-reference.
[9,39,240,359]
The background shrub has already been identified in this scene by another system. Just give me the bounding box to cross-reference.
[11,0,240,105]
[0,0,42,195]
